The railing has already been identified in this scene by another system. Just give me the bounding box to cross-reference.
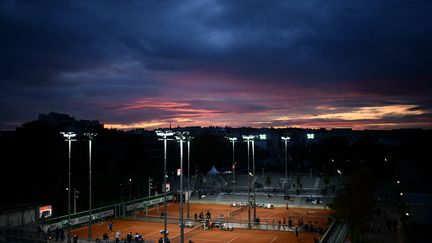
[131,215,329,233]
[319,222,349,243]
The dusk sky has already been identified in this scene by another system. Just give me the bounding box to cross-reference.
[1,0,431,130]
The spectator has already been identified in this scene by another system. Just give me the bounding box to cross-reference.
[108,221,113,233]
[73,234,78,243]
[103,233,109,242]
[55,227,60,241]
[127,232,133,243]
[115,230,121,243]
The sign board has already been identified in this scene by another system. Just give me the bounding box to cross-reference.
[39,205,52,219]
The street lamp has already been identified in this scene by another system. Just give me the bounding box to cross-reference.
[226,136,237,193]
[128,178,133,200]
[186,135,194,221]
[175,131,189,243]
[84,132,96,241]
[73,188,79,214]
[155,130,174,243]
[60,132,76,243]
[337,169,342,184]
[148,177,153,197]
[242,135,256,228]
[281,136,290,199]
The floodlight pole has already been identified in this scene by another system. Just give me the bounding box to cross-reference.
[156,130,174,243]
[227,137,237,193]
[281,136,290,199]
[61,132,76,243]
[175,132,189,243]
[252,139,256,223]
[247,139,251,228]
[242,135,254,228]
[306,133,315,179]
[148,177,152,197]
[187,136,193,220]
[163,137,168,242]
[84,133,96,241]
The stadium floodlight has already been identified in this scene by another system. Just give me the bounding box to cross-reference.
[60,132,76,243]
[226,136,238,193]
[242,135,257,228]
[281,136,291,200]
[186,135,194,221]
[175,131,190,243]
[84,132,97,241]
[155,130,174,243]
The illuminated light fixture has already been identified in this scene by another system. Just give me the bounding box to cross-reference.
[156,130,175,137]
[337,169,342,175]
[307,133,315,139]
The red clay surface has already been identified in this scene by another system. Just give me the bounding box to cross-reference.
[71,203,331,243]
[71,219,321,243]
[138,203,332,229]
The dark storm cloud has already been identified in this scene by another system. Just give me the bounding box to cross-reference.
[1,0,431,129]
[2,0,431,87]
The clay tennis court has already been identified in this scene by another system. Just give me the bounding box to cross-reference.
[70,203,331,242]
[139,203,332,230]
[71,219,321,243]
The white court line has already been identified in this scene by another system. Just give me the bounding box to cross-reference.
[119,225,162,238]
[144,230,163,237]
[270,236,278,243]
[227,235,239,243]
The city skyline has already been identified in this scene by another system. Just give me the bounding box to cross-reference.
[1,1,431,131]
